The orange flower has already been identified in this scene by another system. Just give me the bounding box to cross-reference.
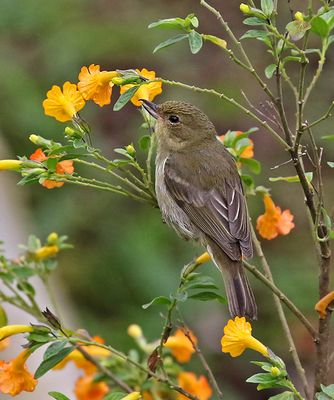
[43,81,85,122]
[256,195,294,240]
[0,350,37,396]
[54,336,109,374]
[164,329,197,363]
[177,372,212,400]
[120,68,162,107]
[0,338,10,351]
[74,374,109,400]
[78,64,119,107]
[29,148,74,189]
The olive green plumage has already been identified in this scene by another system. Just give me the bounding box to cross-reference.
[143,99,257,319]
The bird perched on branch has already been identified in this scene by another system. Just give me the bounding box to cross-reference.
[141,99,257,320]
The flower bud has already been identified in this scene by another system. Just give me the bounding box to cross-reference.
[203,35,227,49]
[294,11,304,21]
[195,252,211,265]
[126,144,136,156]
[34,245,59,260]
[127,324,143,339]
[0,325,33,340]
[47,232,58,244]
[29,134,53,148]
[0,160,22,171]
[240,3,251,14]
[270,366,281,377]
[64,127,76,136]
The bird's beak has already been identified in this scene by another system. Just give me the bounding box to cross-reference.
[140,99,159,119]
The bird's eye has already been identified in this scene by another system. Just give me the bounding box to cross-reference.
[168,115,180,124]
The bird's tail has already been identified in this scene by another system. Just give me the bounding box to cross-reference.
[207,242,257,320]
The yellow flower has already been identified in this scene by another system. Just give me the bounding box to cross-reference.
[270,367,281,377]
[43,82,85,122]
[178,372,212,400]
[120,68,162,107]
[221,316,268,357]
[164,329,197,363]
[195,252,211,265]
[0,325,33,341]
[34,245,59,260]
[0,160,22,171]
[315,291,334,319]
[74,373,109,400]
[0,350,37,396]
[78,64,119,107]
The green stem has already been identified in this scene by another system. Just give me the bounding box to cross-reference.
[304,40,327,104]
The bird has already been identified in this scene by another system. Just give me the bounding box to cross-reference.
[140,99,257,319]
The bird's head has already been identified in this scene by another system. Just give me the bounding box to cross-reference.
[141,99,216,151]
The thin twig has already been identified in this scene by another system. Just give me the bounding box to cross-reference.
[250,227,311,399]
[158,78,289,150]
[184,328,223,399]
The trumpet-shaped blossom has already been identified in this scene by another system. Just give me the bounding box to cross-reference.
[256,195,294,240]
[43,82,85,122]
[0,350,37,396]
[164,329,197,363]
[177,372,212,400]
[74,373,109,400]
[78,64,119,106]
[221,316,268,357]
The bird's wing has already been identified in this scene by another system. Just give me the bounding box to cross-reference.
[164,152,252,261]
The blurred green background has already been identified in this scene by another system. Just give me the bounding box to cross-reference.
[0,0,333,398]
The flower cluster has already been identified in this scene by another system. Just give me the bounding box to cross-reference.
[43,65,162,122]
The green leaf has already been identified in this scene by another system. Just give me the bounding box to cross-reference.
[104,393,127,400]
[268,392,295,400]
[0,305,8,327]
[321,384,334,398]
[241,174,255,189]
[328,35,334,47]
[316,394,332,400]
[113,86,140,111]
[27,333,51,343]
[246,372,278,384]
[269,172,313,183]
[189,291,226,303]
[44,341,68,360]
[35,346,74,378]
[142,296,171,309]
[186,14,199,29]
[322,135,334,141]
[240,158,261,174]
[286,20,311,41]
[265,63,277,79]
[240,30,271,41]
[311,16,329,37]
[153,34,189,53]
[328,162,334,168]
[148,17,186,31]
[243,17,267,26]
[46,157,58,172]
[188,30,203,54]
[261,0,274,16]
[139,135,151,151]
[17,281,35,296]
[49,392,71,400]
